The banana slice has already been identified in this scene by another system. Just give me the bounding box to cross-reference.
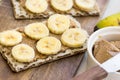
[25,0,48,13]
[24,22,49,40]
[51,0,73,12]
[12,44,35,62]
[36,37,61,55]
[0,30,22,46]
[48,14,70,34]
[74,0,96,11]
[61,28,88,48]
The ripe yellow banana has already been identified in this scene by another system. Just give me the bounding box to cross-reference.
[0,30,22,46]
[74,0,96,11]
[48,14,70,34]
[12,44,35,62]
[24,22,49,40]
[25,0,48,13]
[97,13,120,28]
[36,37,61,55]
[61,28,88,48]
[51,0,73,12]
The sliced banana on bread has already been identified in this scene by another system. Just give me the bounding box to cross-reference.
[36,37,61,55]
[48,14,70,34]
[74,0,96,11]
[50,0,73,12]
[12,44,35,62]
[61,28,88,48]
[24,22,49,40]
[0,30,22,46]
[25,0,48,13]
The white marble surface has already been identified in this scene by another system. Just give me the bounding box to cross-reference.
[76,0,120,75]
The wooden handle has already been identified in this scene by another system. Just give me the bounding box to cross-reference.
[72,65,108,80]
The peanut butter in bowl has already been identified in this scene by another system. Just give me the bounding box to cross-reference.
[93,39,120,64]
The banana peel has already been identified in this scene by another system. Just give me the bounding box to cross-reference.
[97,13,120,29]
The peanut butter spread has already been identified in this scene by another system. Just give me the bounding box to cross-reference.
[94,39,120,63]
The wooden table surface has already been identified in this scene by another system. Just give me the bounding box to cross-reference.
[0,0,108,80]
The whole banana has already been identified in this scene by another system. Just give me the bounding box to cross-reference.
[97,13,120,28]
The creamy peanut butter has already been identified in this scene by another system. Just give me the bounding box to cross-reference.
[94,39,120,63]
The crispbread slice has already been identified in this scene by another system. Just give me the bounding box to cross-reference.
[0,16,88,72]
[11,0,100,19]
[0,42,87,72]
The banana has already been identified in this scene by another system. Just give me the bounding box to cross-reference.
[36,37,61,55]
[0,30,22,46]
[51,0,73,12]
[61,28,88,48]
[74,0,96,11]
[12,44,35,62]
[24,22,49,40]
[25,0,48,13]
[97,13,120,28]
[48,14,70,34]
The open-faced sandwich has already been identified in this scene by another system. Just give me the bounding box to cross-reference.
[0,14,89,72]
[11,0,100,19]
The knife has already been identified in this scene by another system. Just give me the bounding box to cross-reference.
[72,53,120,80]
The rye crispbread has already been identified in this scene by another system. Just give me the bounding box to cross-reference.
[11,0,100,19]
[0,16,88,72]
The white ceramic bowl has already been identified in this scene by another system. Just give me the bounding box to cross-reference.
[87,27,120,80]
